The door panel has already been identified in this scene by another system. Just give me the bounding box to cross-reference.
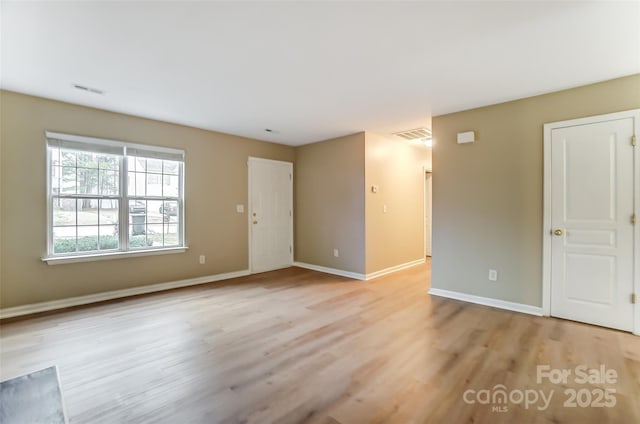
[565,253,615,304]
[564,135,616,221]
[249,158,293,273]
[550,118,634,331]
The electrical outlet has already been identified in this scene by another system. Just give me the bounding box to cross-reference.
[488,269,498,281]
[333,249,339,257]
[199,255,206,265]
[383,204,388,213]
[236,204,244,213]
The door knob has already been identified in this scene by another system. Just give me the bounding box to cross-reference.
[554,229,563,236]
[253,220,258,224]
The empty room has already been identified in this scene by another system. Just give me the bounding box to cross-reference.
[1,1,639,423]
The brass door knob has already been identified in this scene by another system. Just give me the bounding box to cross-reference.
[554,229,563,236]
[253,220,258,224]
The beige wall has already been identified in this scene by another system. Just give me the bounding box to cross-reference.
[0,90,294,308]
[365,132,431,274]
[12,74,625,309]
[294,133,366,274]
[432,74,640,306]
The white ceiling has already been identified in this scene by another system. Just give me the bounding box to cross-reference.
[2,1,639,146]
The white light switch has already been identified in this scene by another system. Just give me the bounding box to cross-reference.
[236,204,244,213]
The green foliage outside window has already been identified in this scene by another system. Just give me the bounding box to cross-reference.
[53,235,153,254]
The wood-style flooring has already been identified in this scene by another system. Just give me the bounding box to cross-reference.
[1,260,639,423]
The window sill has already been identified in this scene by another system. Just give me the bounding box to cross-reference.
[42,246,188,265]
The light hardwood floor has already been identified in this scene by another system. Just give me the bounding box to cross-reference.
[1,261,639,423]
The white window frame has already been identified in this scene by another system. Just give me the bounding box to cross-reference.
[43,132,187,264]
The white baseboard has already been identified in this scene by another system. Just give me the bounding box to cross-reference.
[365,258,425,280]
[293,262,366,280]
[0,269,251,319]
[428,287,543,316]
[293,258,426,281]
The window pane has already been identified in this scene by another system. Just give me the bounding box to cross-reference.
[146,173,163,196]
[129,204,147,237]
[165,224,179,246]
[99,154,119,170]
[159,200,178,218]
[77,225,99,238]
[61,167,77,194]
[50,147,61,166]
[76,226,100,253]
[142,200,159,218]
[99,199,119,226]
[148,223,163,246]
[53,198,76,227]
[53,227,76,254]
[163,160,179,175]
[128,156,138,172]
[128,199,147,216]
[146,158,162,173]
[78,199,99,225]
[78,168,99,195]
[129,235,153,249]
[128,171,137,197]
[77,152,99,168]
[138,158,148,172]
[61,150,76,167]
[99,169,119,195]
[99,226,118,250]
[163,174,179,197]
[128,171,147,197]
[51,166,61,193]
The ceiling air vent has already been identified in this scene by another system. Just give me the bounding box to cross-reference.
[393,127,432,141]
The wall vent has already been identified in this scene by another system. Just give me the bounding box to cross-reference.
[393,127,432,141]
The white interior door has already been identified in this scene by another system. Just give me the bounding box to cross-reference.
[249,157,293,273]
[548,117,635,331]
[425,172,432,257]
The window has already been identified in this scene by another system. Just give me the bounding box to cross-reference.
[46,132,185,261]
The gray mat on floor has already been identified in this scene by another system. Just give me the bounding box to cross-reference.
[0,366,66,424]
